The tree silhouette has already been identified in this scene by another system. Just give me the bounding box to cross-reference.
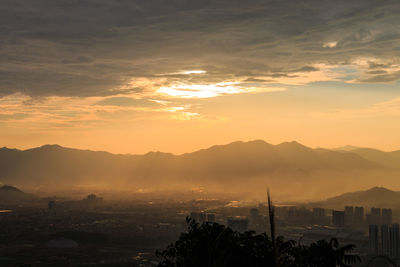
[156,218,361,267]
[292,238,361,267]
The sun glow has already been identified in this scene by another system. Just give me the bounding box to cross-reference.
[156,70,207,76]
[180,70,207,75]
[157,82,286,98]
[323,41,337,48]
[158,82,241,98]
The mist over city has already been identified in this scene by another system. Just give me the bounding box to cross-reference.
[1,0,400,266]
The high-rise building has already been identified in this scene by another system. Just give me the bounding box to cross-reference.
[390,224,400,259]
[368,208,382,225]
[48,200,56,215]
[344,206,354,225]
[381,224,390,255]
[369,224,379,254]
[371,208,381,217]
[382,209,393,225]
[313,208,325,219]
[286,207,296,220]
[48,200,56,210]
[332,210,345,227]
[354,207,364,223]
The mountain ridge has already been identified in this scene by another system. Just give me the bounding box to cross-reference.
[2,141,400,157]
[309,186,400,208]
[0,140,398,199]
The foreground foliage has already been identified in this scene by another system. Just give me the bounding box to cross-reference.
[157,218,360,267]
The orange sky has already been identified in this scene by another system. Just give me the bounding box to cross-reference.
[1,1,400,154]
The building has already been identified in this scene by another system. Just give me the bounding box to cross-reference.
[371,208,381,216]
[367,208,382,225]
[382,209,393,225]
[381,224,390,255]
[48,200,56,215]
[286,206,313,224]
[227,217,248,232]
[369,224,379,254]
[390,224,400,259]
[86,194,103,202]
[354,207,364,223]
[344,206,354,225]
[48,200,56,210]
[313,208,325,219]
[332,210,345,227]
[286,207,296,220]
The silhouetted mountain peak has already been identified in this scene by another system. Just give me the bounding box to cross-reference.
[0,185,37,202]
[246,139,270,145]
[144,151,174,158]
[40,144,63,150]
[276,141,312,150]
[0,147,20,152]
[0,185,22,193]
[366,186,394,194]
[188,140,274,156]
[313,186,400,208]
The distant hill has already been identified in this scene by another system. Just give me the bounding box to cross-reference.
[0,185,37,202]
[310,187,400,208]
[333,146,400,169]
[0,140,398,199]
[347,148,400,169]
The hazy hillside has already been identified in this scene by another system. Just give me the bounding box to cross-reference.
[346,148,400,169]
[309,187,400,208]
[0,185,37,203]
[0,140,398,199]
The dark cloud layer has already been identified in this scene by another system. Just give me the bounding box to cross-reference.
[1,0,400,97]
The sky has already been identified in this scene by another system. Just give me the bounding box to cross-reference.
[0,0,400,154]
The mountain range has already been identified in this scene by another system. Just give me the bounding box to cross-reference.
[0,140,399,200]
[309,187,400,208]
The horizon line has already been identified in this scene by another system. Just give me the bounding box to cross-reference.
[1,139,397,156]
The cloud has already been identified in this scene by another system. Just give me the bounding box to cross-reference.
[357,71,400,83]
[350,58,400,83]
[95,97,161,107]
[0,0,399,99]
[0,113,29,121]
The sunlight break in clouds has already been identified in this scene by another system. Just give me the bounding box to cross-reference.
[155,70,207,76]
[180,70,207,75]
[323,41,338,48]
[157,82,286,98]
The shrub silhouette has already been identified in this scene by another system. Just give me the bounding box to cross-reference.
[156,217,361,267]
